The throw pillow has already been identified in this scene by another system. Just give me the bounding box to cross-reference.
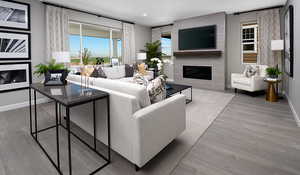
[90,66,107,78]
[244,65,257,78]
[80,67,94,77]
[133,73,149,86]
[138,63,147,76]
[125,64,134,77]
[147,75,167,104]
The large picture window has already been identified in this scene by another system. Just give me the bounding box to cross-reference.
[241,23,258,64]
[69,22,122,65]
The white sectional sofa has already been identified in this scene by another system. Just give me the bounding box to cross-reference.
[66,73,186,169]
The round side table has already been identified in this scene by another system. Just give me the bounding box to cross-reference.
[264,79,281,102]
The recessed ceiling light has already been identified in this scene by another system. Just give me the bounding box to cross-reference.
[142,13,147,17]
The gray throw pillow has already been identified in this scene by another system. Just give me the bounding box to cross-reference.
[125,64,134,77]
[90,67,107,78]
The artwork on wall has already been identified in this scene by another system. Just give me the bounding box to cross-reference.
[0,62,32,93]
[284,5,294,78]
[0,0,30,31]
[0,30,31,60]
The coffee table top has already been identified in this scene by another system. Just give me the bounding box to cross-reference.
[30,83,109,107]
[166,83,192,96]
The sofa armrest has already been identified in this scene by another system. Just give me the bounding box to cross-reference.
[132,94,186,167]
[251,76,267,90]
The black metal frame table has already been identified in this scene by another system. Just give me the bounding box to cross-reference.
[166,83,193,104]
[29,83,110,175]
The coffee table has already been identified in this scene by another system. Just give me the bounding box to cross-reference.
[166,83,192,104]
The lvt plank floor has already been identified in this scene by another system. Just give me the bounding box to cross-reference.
[171,94,300,175]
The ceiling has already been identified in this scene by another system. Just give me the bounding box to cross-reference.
[41,0,286,26]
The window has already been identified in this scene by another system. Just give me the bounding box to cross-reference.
[161,33,172,57]
[241,23,258,64]
[69,22,122,65]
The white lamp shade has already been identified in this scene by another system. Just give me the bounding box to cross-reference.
[52,52,70,63]
[137,53,147,60]
[271,40,284,51]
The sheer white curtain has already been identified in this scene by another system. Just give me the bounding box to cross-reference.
[257,9,281,66]
[46,6,69,61]
[122,23,136,64]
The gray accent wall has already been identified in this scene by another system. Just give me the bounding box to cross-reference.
[283,0,300,123]
[0,0,46,107]
[173,12,227,90]
[226,12,258,88]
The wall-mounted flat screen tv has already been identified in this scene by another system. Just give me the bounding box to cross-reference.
[179,25,216,50]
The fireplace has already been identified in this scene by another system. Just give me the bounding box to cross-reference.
[0,62,31,93]
[183,66,212,80]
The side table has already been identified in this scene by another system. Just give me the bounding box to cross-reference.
[264,79,281,102]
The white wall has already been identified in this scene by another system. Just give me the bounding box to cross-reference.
[283,0,300,124]
[0,0,46,109]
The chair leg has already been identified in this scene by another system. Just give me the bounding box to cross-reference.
[234,88,237,94]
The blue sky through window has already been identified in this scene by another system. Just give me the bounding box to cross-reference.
[161,37,171,56]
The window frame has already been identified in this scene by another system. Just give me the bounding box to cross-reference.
[241,23,259,64]
[69,21,123,64]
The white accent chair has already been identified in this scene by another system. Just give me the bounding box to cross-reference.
[231,65,268,93]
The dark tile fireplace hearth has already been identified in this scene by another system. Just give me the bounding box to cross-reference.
[183,66,212,80]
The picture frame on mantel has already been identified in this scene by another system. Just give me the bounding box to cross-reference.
[283,5,294,78]
[0,0,31,31]
[0,30,31,60]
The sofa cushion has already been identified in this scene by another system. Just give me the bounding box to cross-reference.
[102,65,125,79]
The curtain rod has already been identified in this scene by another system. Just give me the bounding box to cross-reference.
[151,23,174,29]
[42,2,135,24]
[233,5,284,15]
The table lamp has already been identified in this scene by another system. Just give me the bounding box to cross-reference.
[137,53,147,62]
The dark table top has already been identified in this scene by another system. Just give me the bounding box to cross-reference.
[166,83,192,96]
[30,83,109,107]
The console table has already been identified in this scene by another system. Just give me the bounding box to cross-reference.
[29,83,110,175]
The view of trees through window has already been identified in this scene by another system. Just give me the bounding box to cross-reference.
[69,22,122,65]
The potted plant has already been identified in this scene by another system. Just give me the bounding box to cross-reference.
[143,40,162,68]
[266,67,282,79]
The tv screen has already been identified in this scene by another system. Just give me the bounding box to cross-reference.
[179,25,216,50]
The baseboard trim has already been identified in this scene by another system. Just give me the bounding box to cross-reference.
[284,92,300,127]
[0,98,50,112]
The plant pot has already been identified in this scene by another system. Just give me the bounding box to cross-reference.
[268,75,278,79]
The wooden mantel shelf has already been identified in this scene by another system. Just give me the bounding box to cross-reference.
[173,50,222,57]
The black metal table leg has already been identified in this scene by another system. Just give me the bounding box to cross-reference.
[34,90,38,140]
[59,103,62,125]
[66,107,72,175]
[55,102,60,170]
[29,88,32,134]
[93,100,97,150]
[107,97,111,162]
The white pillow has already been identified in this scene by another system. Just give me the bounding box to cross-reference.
[102,65,125,79]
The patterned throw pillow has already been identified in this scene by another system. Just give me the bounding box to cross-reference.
[133,73,148,86]
[243,65,257,78]
[147,75,167,104]
[90,66,107,78]
[125,64,134,77]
